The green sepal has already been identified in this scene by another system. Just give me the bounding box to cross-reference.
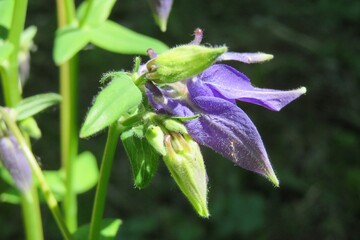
[73,218,122,240]
[14,93,62,121]
[80,73,142,138]
[121,126,159,189]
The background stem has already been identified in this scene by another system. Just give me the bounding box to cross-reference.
[0,109,72,240]
[88,123,121,240]
[1,1,44,239]
[56,0,78,232]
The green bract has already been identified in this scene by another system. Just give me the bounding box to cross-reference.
[146,45,227,83]
[80,73,142,138]
[121,126,159,189]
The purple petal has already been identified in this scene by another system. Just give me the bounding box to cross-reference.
[217,52,273,64]
[148,0,173,32]
[199,64,306,111]
[185,96,279,185]
[145,82,194,117]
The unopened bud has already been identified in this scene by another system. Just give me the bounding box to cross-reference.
[148,0,173,32]
[145,125,166,156]
[163,119,188,134]
[0,135,32,193]
[163,133,209,217]
[146,45,227,83]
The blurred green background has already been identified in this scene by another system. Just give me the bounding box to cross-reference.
[1,0,360,239]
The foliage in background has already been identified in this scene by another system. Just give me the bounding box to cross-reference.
[1,0,359,240]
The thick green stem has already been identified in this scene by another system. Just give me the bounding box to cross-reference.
[56,0,78,232]
[60,57,79,232]
[88,123,121,240]
[0,109,72,240]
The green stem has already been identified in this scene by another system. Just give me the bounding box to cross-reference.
[21,188,44,240]
[56,0,78,232]
[88,123,121,240]
[0,109,72,240]
[2,1,44,239]
[60,57,79,232]
[4,0,28,106]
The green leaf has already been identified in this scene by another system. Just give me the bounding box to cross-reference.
[19,117,42,139]
[53,26,90,64]
[73,151,98,193]
[41,151,98,201]
[121,127,159,189]
[0,40,13,62]
[89,20,168,55]
[0,0,14,38]
[0,190,21,204]
[73,218,122,240]
[77,0,116,27]
[43,170,65,200]
[80,73,142,138]
[14,93,62,120]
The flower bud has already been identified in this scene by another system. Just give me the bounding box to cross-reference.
[148,0,173,32]
[163,132,209,217]
[163,119,188,134]
[145,125,166,156]
[146,45,227,83]
[0,135,32,193]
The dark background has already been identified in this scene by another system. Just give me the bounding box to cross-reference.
[1,0,360,239]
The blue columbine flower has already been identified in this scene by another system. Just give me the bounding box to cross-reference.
[145,31,306,186]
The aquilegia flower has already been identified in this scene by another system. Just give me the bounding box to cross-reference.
[145,29,306,186]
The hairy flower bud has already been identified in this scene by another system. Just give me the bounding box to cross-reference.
[146,45,227,83]
[145,125,166,156]
[163,132,209,217]
[0,135,32,193]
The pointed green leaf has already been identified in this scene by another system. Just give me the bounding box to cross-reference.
[53,26,90,64]
[73,151,98,193]
[14,93,62,120]
[0,40,13,62]
[89,20,168,55]
[80,73,142,138]
[77,0,116,27]
[73,218,122,240]
[121,126,159,189]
